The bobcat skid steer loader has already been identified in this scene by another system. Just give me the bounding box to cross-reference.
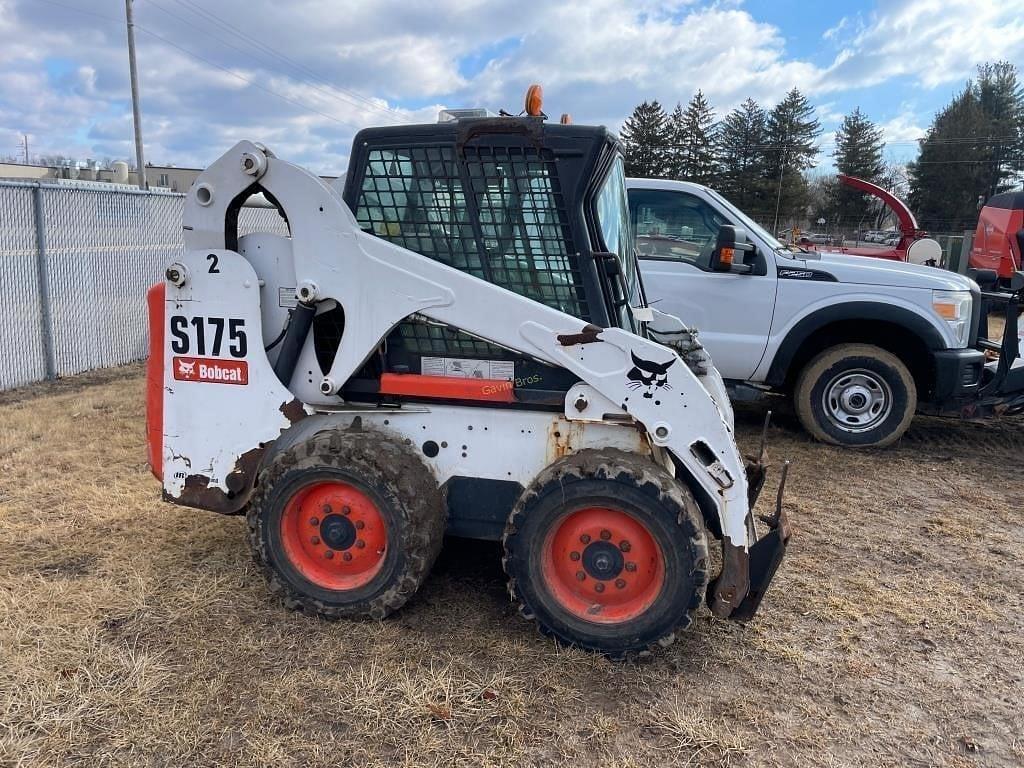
[146,104,791,656]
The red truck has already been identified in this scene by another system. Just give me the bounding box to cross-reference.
[969,191,1024,286]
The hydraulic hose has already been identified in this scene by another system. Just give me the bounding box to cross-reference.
[272,301,316,387]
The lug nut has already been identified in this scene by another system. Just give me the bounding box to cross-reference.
[355,540,365,549]
[625,562,637,572]
[342,506,352,516]
[343,552,352,562]
[576,570,586,581]
[615,578,626,589]
[325,550,334,559]
[595,583,605,593]
[311,536,320,545]
[619,540,631,552]
[580,534,591,544]
[322,503,332,514]
[600,529,612,541]
[309,517,319,526]
[355,520,365,530]
[569,551,580,561]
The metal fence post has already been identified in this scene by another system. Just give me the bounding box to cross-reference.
[32,184,57,379]
[957,231,974,275]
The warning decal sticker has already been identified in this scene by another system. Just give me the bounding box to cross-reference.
[421,356,514,380]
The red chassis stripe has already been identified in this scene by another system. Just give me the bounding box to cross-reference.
[378,373,516,403]
[145,282,165,480]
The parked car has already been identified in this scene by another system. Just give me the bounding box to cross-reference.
[628,177,1024,448]
[798,232,833,245]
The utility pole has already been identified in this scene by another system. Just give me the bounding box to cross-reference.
[125,0,148,189]
[22,134,29,165]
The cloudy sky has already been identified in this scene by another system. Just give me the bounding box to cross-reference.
[1,0,1022,175]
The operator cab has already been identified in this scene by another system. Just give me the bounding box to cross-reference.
[336,108,644,405]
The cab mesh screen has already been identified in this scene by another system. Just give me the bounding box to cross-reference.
[354,144,587,321]
[395,317,512,360]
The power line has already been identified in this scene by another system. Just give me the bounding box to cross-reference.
[35,0,118,22]
[163,0,411,123]
[34,0,409,130]
[133,26,374,130]
[649,135,1021,151]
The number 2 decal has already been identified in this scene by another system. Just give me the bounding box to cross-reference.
[169,316,247,358]
[206,253,220,273]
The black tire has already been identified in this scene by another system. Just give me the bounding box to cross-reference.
[247,430,445,619]
[794,343,917,448]
[502,450,708,658]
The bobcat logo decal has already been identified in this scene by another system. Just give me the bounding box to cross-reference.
[177,359,196,379]
[626,352,674,399]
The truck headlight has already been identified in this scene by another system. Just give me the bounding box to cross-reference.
[932,290,972,346]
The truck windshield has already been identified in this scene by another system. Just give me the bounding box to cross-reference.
[595,158,643,315]
[702,187,789,252]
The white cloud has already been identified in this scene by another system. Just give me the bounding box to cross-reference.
[819,0,1024,92]
[823,16,849,42]
[0,0,1020,173]
[878,111,928,144]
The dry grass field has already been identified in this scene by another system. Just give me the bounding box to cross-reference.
[1,366,1022,767]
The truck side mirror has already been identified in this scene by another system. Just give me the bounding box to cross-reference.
[710,225,755,273]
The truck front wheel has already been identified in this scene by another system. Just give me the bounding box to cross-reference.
[794,343,916,448]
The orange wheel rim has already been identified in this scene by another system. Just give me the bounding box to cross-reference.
[541,507,664,624]
[280,481,387,590]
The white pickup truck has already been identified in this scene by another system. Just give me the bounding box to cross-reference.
[627,178,1024,447]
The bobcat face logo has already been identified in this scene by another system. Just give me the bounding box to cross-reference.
[626,351,673,399]
[177,359,196,379]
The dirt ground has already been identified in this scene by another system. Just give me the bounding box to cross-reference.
[1,366,1022,768]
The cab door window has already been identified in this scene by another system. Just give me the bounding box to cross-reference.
[629,189,728,269]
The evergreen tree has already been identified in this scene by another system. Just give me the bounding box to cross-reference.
[716,98,767,210]
[763,88,821,230]
[974,61,1024,197]
[672,91,717,184]
[909,88,988,231]
[619,101,671,178]
[910,62,1024,232]
[665,102,686,179]
[833,107,886,230]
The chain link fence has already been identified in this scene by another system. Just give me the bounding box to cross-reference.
[0,180,288,391]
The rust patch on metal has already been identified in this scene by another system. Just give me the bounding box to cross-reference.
[166,446,265,515]
[557,324,603,346]
[547,420,574,463]
[455,116,545,153]
[279,398,306,424]
[546,418,647,465]
[709,539,749,618]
